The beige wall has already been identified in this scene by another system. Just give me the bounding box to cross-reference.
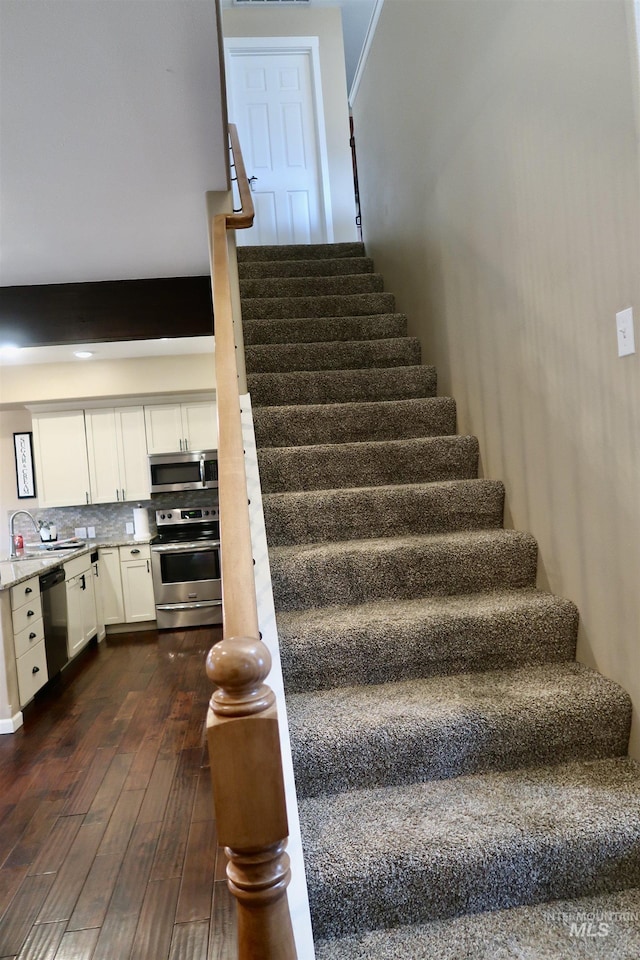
[353,0,640,757]
[223,4,357,242]
[0,354,215,407]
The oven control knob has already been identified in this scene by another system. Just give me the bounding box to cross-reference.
[204,510,209,516]
[160,513,165,520]
[167,512,172,519]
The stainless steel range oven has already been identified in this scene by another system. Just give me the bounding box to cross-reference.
[150,506,222,630]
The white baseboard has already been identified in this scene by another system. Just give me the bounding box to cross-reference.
[0,711,24,734]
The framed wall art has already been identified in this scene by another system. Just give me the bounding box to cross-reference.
[14,432,37,499]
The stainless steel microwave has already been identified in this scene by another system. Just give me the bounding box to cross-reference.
[148,450,218,494]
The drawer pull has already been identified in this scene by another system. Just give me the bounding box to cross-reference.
[32,666,40,675]
[25,587,33,594]
[130,548,140,555]
[29,632,36,640]
[27,610,35,617]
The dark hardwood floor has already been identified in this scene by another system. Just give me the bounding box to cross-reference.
[0,627,237,960]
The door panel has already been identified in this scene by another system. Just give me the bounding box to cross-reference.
[227,48,325,246]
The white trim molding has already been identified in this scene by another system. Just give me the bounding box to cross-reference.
[349,0,385,108]
[0,711,24,735]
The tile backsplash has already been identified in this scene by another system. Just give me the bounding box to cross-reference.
[8,491,216,543]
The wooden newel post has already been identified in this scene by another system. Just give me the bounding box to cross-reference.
[206,636,298,960]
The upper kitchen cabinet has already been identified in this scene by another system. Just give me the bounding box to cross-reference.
[85,407,149,503]
[32,411,92,507]
[144,401,217,455]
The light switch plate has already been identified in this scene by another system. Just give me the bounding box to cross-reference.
[75,527,87,539]
[126,521,134,534]
[87,526,96,539]
[617,307,635,357]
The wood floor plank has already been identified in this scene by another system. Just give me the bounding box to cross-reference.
[83,753,134,825]
[169,919,208,960]
[128,878,181,960]
[63,747,117,817]
[136,757,178,825]
[96,789,144,858]
[0,874,55,956]
[149,774,198,882]
[36,822,107,923]
[208,881,237,960]
[3,800,66,870]
[190,772,215,824]
[106,820,161,917]
[0,865,28,920]
[53,928,99,960]
[28,817,83,877]
[90,913,139,960]
[175,819,217,924]
[66,853,123,932]
[12,919,66,960]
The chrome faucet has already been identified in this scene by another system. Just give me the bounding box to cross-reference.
[8,510,40,559]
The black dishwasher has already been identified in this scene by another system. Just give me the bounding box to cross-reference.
[39,567,69,678]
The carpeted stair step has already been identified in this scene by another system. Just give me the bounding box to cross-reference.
[241,291,396,321]
[301,756,640,940]
[288,662,631,799]
[238,256,374,280]
[245,337,420,375]
[239,272,383,300]
[314,886,640,959]
[278,589,579,692]
[237,241,365,261]
[254,397,455,449]
[243,312,408,346]
[270,529,538,611]
[258,434,477,493]
[248,364,436,407]
[263,478,503,545]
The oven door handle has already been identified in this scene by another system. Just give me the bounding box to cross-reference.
[151,541,220,554]
[156,600,223,611]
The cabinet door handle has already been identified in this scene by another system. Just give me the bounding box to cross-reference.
[179,438,183,450]
[80,575,86,590]
[116,489,120,501]
[29,632,36,640]
[146,559,150,573]
[185,437,189,450]
[32,666,40,675]
[25,587,33,594]
[86,492,90,504]
[27,610,35,617]
[122,488,125,501]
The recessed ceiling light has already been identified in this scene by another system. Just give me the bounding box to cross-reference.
[74,351,94,359]
[0,344,20,356]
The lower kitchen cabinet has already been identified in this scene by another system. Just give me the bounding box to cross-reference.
[99,549,125,625]
[11,575,48,707]
[65,555,97,658]
[120,545,155,622]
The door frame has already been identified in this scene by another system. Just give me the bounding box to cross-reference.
[224,35,334,242]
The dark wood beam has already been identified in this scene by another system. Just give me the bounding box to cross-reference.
[0,277,214,348]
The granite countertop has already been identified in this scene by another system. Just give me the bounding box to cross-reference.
[0,538,153,591]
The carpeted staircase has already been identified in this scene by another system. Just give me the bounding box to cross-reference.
[237,242,640,958]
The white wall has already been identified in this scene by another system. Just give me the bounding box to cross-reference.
[353,0,640,757]
[0,0,228,286]
[223,4,357,242]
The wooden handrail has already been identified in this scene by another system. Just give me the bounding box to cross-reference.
[206,125,297,960]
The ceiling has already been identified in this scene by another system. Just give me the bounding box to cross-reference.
[0,337,214,368]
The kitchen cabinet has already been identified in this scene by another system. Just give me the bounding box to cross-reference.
[85,407,149,503]
[99,549,125,625]
[32,411,91,508]
[144,401,217,454]
[11,575,47,707]
[92,554,106,641]
[119,545,155,622]
[65,555,97,658]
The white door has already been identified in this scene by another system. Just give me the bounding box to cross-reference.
[182,401,217,451]
[226,41,330,246]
